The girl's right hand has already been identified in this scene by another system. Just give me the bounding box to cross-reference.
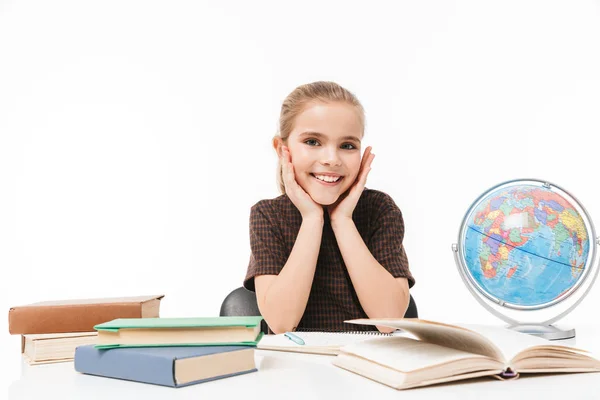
[281,146,323,220]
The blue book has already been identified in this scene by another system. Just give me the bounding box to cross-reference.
[74,344,257,387]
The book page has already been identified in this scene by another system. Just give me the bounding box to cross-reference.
[347,319,505,362]
[347,319,589,365]
[456,324,594,364]
[340,336,499,372]
[455,324,552,361]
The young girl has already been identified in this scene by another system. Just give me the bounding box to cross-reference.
[244,81,415,334]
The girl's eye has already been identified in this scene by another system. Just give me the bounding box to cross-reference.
[304,139,320,146]
[341,143,357,150]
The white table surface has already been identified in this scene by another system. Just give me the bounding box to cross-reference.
[6,325,600,400]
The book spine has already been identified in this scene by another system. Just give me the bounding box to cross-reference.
[74,345,176,387]
[498,369,519,379]
[8,303,143,335]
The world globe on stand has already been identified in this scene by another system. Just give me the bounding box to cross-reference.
[453,179,600,340]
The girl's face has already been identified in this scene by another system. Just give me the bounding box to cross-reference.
[285,101,363,206]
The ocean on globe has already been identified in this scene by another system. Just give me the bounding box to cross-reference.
[463,183,590,308]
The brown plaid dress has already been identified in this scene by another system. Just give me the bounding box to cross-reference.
[244,188,415,332]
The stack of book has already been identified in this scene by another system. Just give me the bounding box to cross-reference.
[74,316,264,388]
[8,295,164,365]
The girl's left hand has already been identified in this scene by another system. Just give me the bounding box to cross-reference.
[328,146,375,223]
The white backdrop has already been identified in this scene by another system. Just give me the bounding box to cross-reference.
[2,0,600,387]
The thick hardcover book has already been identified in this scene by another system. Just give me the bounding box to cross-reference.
[94,316,263,348]
[74,344,257,387]
[9,295,164,335]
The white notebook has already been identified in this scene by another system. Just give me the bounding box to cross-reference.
[257,331,398,355]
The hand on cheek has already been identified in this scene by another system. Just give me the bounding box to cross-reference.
[328,146,375,222]
[281,146,323,220]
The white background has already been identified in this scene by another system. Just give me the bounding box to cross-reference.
[1,0,600,389]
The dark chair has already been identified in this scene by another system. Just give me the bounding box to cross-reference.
[219,287,418,333]
[220,287,268,333]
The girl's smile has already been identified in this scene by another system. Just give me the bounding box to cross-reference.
[310,172,343,185]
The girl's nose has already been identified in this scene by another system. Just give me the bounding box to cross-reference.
[320,147,342,167]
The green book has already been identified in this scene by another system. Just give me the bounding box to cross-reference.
[94,316,263,349]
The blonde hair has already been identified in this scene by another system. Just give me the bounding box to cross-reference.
[275,81,365,194]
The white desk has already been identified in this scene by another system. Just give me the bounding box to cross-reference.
[7,326,600,400]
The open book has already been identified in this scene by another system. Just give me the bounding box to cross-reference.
[332,318,600,390]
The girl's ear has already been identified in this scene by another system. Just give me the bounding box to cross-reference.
[272,136,284,158]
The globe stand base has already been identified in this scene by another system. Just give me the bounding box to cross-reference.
[506,324,575,340]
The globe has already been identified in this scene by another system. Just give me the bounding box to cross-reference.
[453,179,600,339]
